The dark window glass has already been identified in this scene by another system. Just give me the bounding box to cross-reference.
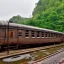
[41,32,44,37]
[25,30,29,37]
[51,33,53,37]
[49,33,50,37]
[31,31,35,37]
[18,32,22,37]
[45,32,48,37]
[37,31,40,37]
[54,33,56,37]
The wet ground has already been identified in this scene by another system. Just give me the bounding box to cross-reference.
[0,45,64,64]
[35,49,64,64]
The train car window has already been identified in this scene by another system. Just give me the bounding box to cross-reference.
[59,34,62,37]
[53,33,55,37]
[25,30,29,37]
[57,34,58,37]
[58,34,60,37]
[45,32,48,37]
[55,34,57,37]
[41,32,44,37]
[56,34,58,37]
[53,33,54,37]
[57,34,59,37]
[31,31,35,37]
[48,33,51,37]
[51,33,53,37]
[9,31,13,38]
[37,31,40,37]
[18,32,22,37]
[54,33,56,37]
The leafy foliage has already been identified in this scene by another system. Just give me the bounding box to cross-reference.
[9,15,29,24]
[9,0,64,32]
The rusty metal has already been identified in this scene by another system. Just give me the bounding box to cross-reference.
[7,21,9,54]
[17,26,19,49]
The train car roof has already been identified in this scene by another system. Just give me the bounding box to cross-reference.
[0,21,64,34]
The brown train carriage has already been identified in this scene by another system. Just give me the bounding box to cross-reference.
[0,21,64,49]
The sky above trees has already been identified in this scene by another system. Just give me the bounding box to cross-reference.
[0,0,39,20]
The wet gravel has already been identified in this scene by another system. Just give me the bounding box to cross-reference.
[35,49,64,64]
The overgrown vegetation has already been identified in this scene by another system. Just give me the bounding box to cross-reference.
[9,0,64,32]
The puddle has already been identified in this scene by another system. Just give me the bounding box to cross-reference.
[2,53,37,63]
[3,54,31,62]
[2,47,64,64]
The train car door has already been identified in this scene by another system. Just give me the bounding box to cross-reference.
[9,31,13,38]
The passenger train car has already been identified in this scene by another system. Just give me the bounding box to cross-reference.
[0,21,64,49]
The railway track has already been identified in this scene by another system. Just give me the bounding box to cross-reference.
[0,43,64,59]
[31,46,64,64]
[31,47,64,64]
